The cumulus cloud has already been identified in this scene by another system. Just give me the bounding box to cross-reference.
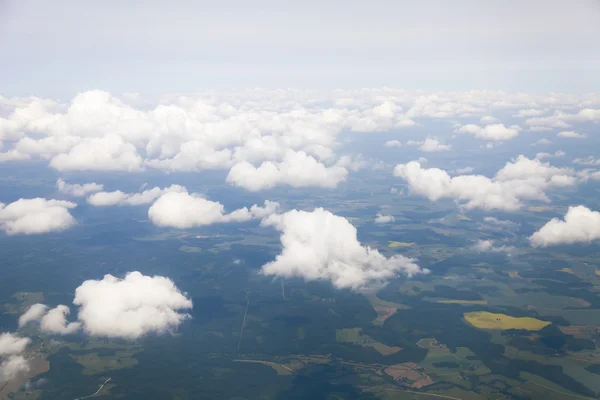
[87,184,186,206]
[472,239,513,253]
[18,304,49,328]
[384,140,402,148]
[40,305,82,335]
[455,123,520,141]
[419,138,451,152]
[394,155,577,212]
[57,179,103,197]
[226,150,348,191]
[573,156,600,166]
[0,333,31,382]
[148,191,279,228]
[535,151,565,160]
[530,206,600,247]
[260,208,426,289]
[558,131,586,139]
[73,271,193,338]
[374,214,395,224]
[0,198,77,235]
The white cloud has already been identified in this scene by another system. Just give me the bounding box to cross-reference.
[40,305,82,335]
[472,239,513,253]
[535,151,565,160]
[260,208,427,289]
[530,206,600,247]
[455,123,520,141]
[480,116,499,125]
[394,155,577,212]
[406,140,422,146]
[73,271,193,338]
[0,333,30,356]
[57,179,103,197]
[558,130,586,139]
[226,150,348,191]
[18,304,49,328]
[384,140,402,148]
[148,191,279,228]
[515,109,547,118]
[573,156,600,166]
[419,138,451,152]
[0,355,30,382]
[454,167,474,174]
[483,216,519,229]
[50,134,143,172]
[0,198,77,235]
[374,214,395,224]
[87,184,186,206]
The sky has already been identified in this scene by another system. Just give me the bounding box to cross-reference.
[1,0,600,97]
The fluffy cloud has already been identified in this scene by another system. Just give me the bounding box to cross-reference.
[0,333,30,356]
[384,140,402,148]
[73,272,192,338]
[0,198,77,235]
[260,208,426,289]
[57,179,103,197]
[558,131,586,139]
[87,184,186,206]
[394,155,577,211]
[148,191,279,228]
[419,138,451,152]
[226,150,348,191]
[18,304,49,328]
[530,206,600,247]
[18,272,193,339]
[455,123,520,141]
[472,239,513,253]
[40,305,81,335]
[374,214,395,224]
[0,333,31,382]
[531,138,553,146]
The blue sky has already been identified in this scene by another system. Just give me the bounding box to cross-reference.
[1,0,600,97]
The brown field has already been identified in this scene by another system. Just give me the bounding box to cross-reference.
[572,298,592,308]
[0,357,49,400]
[384,363,435,389]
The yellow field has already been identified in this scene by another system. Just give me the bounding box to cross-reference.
[437,300,487,305]
[558,267,576,275]
[508,271,520,278]
[388,241,414,248]
[464,312,550,331]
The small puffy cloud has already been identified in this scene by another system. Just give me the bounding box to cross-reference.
[57,179,103,197]
[50,134,143,172]
[73,271,193,338]
[87,184,186,206]
[419,138,451,152]
[260,208,427,290]
[456,123,520,141]
[374,214,395,224]
[0,198,76,235]
[483,217,519,229]
[226,150,348,191]
[0,333,30,356]
[18,304,49,328]
[531,138,553,146]
[535,151,565,160]
[394,155,576,212]
[472,240,513,253]
[384,140,402,148]
[148,191,279,228]
[530,206,600,247]
[558,131,586,139]
[0,355,29,382]
[40,305,81,335]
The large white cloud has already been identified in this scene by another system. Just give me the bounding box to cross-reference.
[226,150,348,191]
[57,178,103,197]
[0,355,30,382]
[0,198,77,235]
[260,208,426,289]
[530,206,600,247]
[148,191,279,228]
[0,333,30,356]
[17,272,193,339]
[87,184,187,206]
[73,272,193,338]
[394,155,577,212]
[0,333,31,382]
